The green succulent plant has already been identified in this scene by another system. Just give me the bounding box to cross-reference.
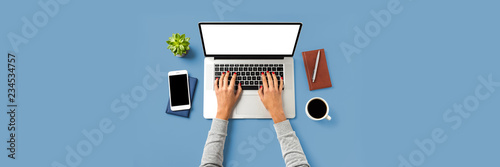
[166,33,190,56]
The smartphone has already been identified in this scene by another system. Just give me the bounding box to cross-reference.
[168,70,191,111]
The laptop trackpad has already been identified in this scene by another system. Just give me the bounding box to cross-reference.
[235,95,268,115]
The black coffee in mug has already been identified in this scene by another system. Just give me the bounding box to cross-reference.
[307,99,327,119]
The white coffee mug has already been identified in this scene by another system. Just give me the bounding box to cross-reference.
[305,97,331,121]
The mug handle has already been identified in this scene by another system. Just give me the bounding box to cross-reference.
[325,115,331,121]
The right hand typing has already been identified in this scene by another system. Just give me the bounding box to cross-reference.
[258,71,286,123]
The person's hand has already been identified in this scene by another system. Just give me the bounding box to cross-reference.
[214,71,242,120]
[258,71,286,123]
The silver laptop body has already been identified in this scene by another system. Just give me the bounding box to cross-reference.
[199,22,302,119]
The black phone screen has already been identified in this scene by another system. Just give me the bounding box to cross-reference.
[169,74,189,106]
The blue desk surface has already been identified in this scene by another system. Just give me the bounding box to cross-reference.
[2,0,500,166]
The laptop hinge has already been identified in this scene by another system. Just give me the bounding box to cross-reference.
[214,56,285,60]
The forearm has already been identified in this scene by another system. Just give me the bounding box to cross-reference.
[270,109,287,124]
[200,118,228,167]
[274,120,310,167]
[216,108,231,120]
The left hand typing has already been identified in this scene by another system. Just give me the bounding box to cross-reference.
[214,71,242,120]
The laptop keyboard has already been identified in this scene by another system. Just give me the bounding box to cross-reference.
[214,64,284,90]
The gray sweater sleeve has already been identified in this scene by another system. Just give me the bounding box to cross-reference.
[274,120,310,167]
[200,118,309,167]
[200,118,228,167]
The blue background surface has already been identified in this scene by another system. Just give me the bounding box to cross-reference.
[1,0,499,166]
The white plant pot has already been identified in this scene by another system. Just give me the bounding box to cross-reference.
[175,50,189,57]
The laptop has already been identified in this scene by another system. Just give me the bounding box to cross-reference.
[199,22,302,119]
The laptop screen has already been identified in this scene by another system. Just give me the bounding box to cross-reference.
[199,23,301,56]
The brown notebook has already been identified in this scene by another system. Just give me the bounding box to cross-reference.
[302,49,332,91]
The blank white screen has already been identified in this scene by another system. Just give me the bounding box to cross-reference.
[200,24,300,55]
